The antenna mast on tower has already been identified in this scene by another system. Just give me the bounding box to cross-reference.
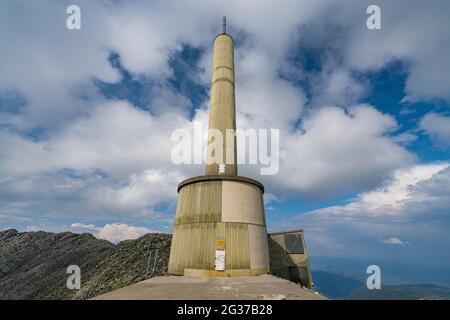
[222,16,226,34]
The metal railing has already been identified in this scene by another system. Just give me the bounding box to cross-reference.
[145,248,158,278]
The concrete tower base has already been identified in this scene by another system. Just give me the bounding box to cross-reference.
[168,175,270,277]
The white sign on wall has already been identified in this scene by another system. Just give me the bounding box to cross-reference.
[215,249,225,271]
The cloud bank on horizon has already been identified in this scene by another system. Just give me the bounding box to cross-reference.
[0,0,449,267]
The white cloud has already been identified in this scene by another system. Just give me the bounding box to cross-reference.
[71,223,97,229]
[341,0,450,102]
[0,1,120,130]
[25,225,41,232]
[87,170,181,213]
[235,49,305,130]
[0,100,190,223]
[1,0,449,238]
[380,237,407,246]
[310,68,367,107]
[279,163,450,264]
[357,163,448,212]
[0,101,415,224]
[70,222,152,243]
[391,132,417,145]
[0,100,187,178]
[420,113,450,148]
[264,105,415,197]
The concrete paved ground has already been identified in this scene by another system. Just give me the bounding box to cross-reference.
[94,274,326,300]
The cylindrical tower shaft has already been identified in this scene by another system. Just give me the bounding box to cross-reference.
[205,33,237,176]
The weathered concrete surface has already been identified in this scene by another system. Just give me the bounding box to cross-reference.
[93,274,326,300]
[206,33,237,176]
[168,178,269,276]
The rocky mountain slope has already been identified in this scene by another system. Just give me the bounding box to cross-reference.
[0,229,171,300]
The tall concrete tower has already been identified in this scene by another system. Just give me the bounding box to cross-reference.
[168,17,270,277]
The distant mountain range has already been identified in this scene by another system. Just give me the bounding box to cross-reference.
[347,284,450,300]
[310,256,450,286]
[312,270,450,300]
[312,271,362,299]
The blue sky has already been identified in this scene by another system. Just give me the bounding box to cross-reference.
[1,0,450,281]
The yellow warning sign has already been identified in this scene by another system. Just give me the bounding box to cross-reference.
[216,239,225,249]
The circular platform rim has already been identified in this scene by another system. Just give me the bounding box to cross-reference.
[177,175,264,193]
